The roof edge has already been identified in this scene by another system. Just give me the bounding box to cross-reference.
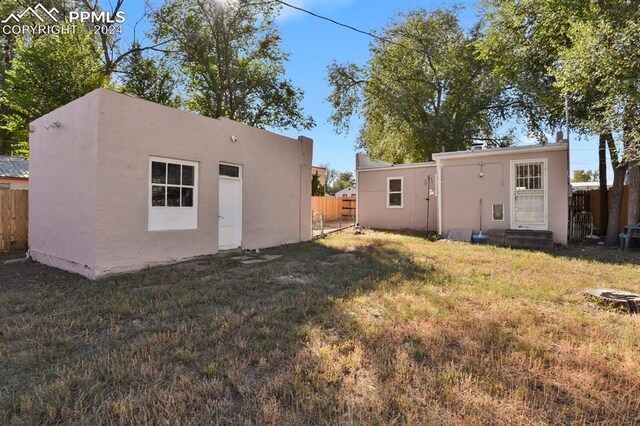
[357,161,437,172]
[433,142,568,160]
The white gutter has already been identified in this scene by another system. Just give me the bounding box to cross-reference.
[355,170,360,225]
[437,161,443,236]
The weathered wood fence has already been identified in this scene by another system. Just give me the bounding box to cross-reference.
[0,189,28,251]
[312,196,356,222]
[573,187,629,233]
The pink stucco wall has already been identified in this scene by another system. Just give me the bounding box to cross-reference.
[29,89,312,279]
[29,93,99,278]
[357,164,438,232]
[436,146,569,245]
[356,144,569,245]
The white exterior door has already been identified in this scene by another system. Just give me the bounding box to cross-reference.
[510,159,548,230]
[218,164,242,250]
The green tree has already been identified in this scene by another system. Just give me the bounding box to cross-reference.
[1,27,106,156]
[328,171,355,195]
[120,42,180,107]
[0,0,77,154]
[311,172,325,196]
[552,2,640,235]
[477,0,639,244]
[153,0,314,130]
[572,170,598,183]
[327,8,511,164]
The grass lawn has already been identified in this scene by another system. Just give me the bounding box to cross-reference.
[2,230,640,424]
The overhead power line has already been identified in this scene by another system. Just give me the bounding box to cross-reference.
[272,0,417,53]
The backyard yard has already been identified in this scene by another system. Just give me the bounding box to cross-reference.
[1,230,640,424]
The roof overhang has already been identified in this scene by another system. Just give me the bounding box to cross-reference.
[433,142,568,161]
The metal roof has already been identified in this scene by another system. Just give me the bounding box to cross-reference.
[0,155,29,179]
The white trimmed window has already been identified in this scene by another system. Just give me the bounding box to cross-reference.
[492,204,504,221]
[511,159,547,229]
[148,157,198,231]
[387,177,403,208]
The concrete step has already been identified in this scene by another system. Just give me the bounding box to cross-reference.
[487,229,507,245]
[505,229,553,248]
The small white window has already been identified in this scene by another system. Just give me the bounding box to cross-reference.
[387,177,403,208]
[492,204,504,221]
[149,157,198,231]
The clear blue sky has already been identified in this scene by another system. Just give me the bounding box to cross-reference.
[120,0,606,179]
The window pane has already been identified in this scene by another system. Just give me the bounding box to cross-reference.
[389,179,401,192]
[152,162,166,184]
[389,193,402,206]
[493,204,504,221]
[219,164,240,177]
[167,186,180,206]
[182,165,195,186]
[181,187,193,207]
[152,185,165,206]
[168,163,181,185]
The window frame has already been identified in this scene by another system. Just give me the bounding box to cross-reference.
[219,162,242,179]
[148,156,199,231]
[509,158,548,230]
[492,203,505,221]
[386,176,404,209]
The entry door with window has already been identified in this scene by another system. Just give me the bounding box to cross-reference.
[511,159,548,230]
[218,163,242,250]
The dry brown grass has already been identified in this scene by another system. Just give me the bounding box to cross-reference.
[1,230,640,425]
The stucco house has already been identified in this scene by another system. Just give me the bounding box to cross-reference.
[335,185,357,197]
[0,155,29,189]
[28,89,312,279]
[356,142,569,245]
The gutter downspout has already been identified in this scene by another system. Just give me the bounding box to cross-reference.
[437,160,443,237]
[565,93,572,245]
[355,169,360,226]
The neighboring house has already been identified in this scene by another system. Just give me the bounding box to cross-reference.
[312,165,327,187]
[335,185,357,197]
[357,142,569,245]
[29,89,313,279]
[0,155,29,189]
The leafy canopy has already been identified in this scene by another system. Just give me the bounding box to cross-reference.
[1,27,106,156]
[327,8,511,163]
[153,0,314,130]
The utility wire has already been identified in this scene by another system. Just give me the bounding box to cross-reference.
[272,0,419,53]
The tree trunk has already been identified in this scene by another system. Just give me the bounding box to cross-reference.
[598,134,608,234]
[605,134,627,245]
[628,164,640,224]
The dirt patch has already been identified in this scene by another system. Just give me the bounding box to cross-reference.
[0,259,82,292]
[275,272,312,285]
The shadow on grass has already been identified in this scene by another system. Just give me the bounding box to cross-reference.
[506,243,640,265]
[3,232,639,424]
[0,236,438,424]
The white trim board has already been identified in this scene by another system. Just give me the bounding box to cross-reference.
[434,143,567,161]
[386,176,404,209]
[510,158,548,230]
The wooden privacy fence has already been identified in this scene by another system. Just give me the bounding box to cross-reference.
[573,187,629,233]
[312,196,356,222]
[0,189,28,251]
